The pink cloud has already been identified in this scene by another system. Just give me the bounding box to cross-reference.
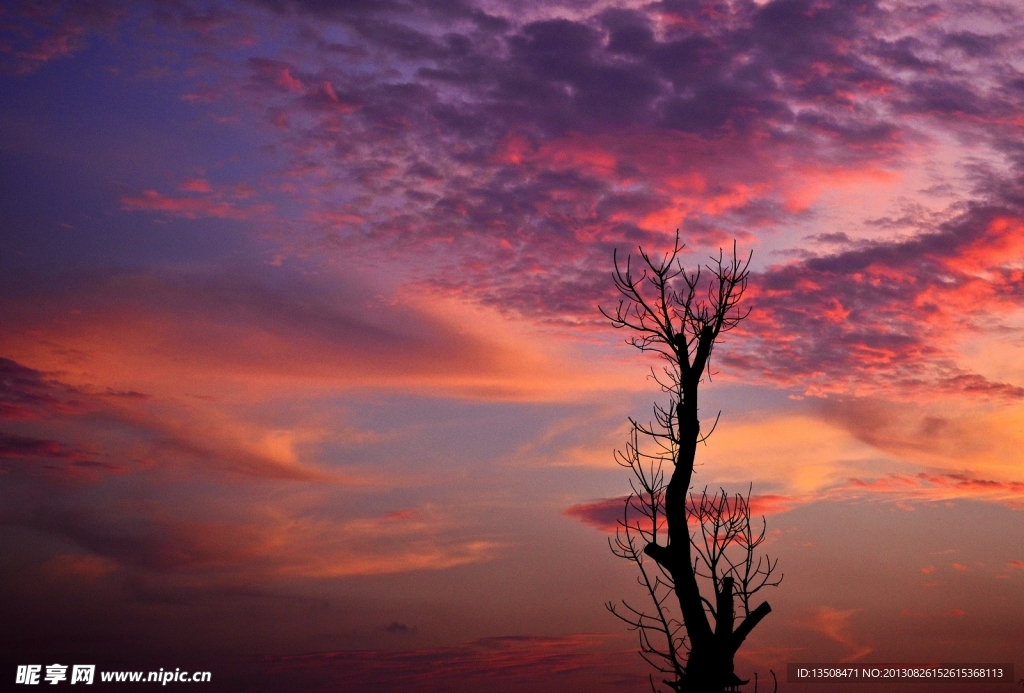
[725,211,1024,400]
[567,469,1024,534]
[15,0,1024,421]
[179,178,212,193]
[0,2,122,75]
[836,472,1024,509]
[120,190,270,220]
[562,497,628,533]
[276,67,303,92]
[565,491,795,534]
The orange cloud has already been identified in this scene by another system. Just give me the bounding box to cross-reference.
[10,471,503,590]
[782,165,899,213]
[806,607,872,662]
[43,553,118,581]
[747,494,802,515]
[944,217,1024,273]
[0,270,643,406]
[96,505,494,581]
[721,205,1024,403]
[0,351,361,484]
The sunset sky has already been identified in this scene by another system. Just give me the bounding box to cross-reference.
[3,0,1024,690]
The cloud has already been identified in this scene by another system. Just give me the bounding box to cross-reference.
[806,607,872,662]
[0,1,122,75]
[147,0,1021,410]
[728,207,1024,399]
[0,357,86,420]
[273,510,501,579]
[12,0,989,409]
[42,553,119,581]
[0,361,502,595]
[561,396,1024,536]
[567,470,1024,534]
[0,266,638,403]
[184,0,909,301]
[813,397,1024,490]
[0,353,336,483]
[8,1,1024,684]
[120,189,272,220]
[7,500,499,585]
[179,178,213,193]
[564,490,800,534]
[841,471,1024,508]
[0,431,129,482]
[563,496,633,533]
[0,432,94,462]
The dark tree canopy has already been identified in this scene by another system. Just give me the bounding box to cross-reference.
[602,234,780,693]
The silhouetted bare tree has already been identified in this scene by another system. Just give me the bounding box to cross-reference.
[601,234,780,693]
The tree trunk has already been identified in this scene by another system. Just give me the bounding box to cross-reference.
[660,353,746,692]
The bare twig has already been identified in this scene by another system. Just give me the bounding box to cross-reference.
[602,234,776,692]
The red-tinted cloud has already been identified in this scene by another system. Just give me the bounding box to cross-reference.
[565,491,797,533]
[120,190,272,220]
[147,0,1020,409]
[563,496,634,533]
[841,471,1024,508]
[568,469,1024,533]
[805,607,872,662]
[0,357,86,420]
[0,350,337,482]
[728,209,1024,399]
[0,1,121,75]
[14,2,1024,352]
[0,266,593,403]
[0,432,93,462]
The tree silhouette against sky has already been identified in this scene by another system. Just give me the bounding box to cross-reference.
[602,235,781,693]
